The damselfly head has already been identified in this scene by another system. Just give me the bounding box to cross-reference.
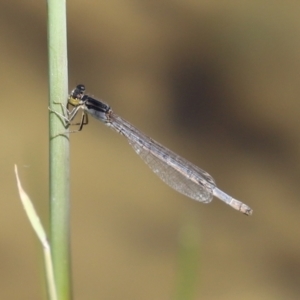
[71,84,86,99]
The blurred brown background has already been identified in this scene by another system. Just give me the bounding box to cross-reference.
[1,1,300,299]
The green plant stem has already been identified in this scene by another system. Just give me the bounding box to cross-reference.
[47,0,71,299]
[175,215,200,300]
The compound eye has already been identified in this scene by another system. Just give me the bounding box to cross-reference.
[76,84,86,93]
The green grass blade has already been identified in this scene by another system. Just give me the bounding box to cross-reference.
[14,165,58,300]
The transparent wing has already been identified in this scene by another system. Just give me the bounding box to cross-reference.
[128,140,213,203]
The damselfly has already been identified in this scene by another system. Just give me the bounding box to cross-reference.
[50,85,253,216]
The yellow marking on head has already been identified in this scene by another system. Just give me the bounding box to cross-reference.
[68,97,81,106]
